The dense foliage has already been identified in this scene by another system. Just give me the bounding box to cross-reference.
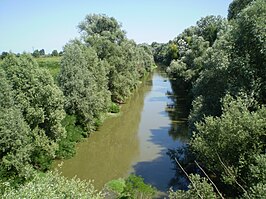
[59,41,111,132]
[77,14,155,103]
[0,54,66,186]
[57,14,155,159]
[58,14,155,132]
[1,0,265,197]
[155,0,266,198]
[169,174,217,199]
[36,56,61,79]
[192,95,266,196]
[1,171,104,199]
[104,174,157,198]
[0,14,155,197]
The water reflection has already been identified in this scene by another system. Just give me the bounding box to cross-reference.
[54,74,152,189]
[166,78,190,142]
[131,71,189,192]
[54,70,190,193]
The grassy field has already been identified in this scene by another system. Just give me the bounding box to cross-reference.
[35,56,61,79]
[0,56,61,80]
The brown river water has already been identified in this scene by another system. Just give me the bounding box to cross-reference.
[54,70,188,193]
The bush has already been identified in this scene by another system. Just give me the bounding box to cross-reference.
[56,115,86,159]
[108,102,120,113]
[105,178,126,197]
[105,174,157,199]
[2,171,104,199]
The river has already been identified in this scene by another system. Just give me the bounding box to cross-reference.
[54,70,189,193]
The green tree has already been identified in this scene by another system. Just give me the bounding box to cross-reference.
[169,174,217,199]
[0,52,9,59]
[191,95,266,195]
[59,41,111,132]
[0,68,14,108]
[228,0,266,104]
[78,14,125,45]
[188,0,266,126]
[167,43,179,61]
[228,0,254,20]
[2,171,104,199]
[189,31,232,127]
[39,49,45,56]
[78,14,154,102]
[2,54,65,141]
[151,42,170,64]
[166,1,266,198]
[167,35,209,83]
[137,43,155,73]
[243,154,266,199]
[123,175,157,199]
[108,40,143,102]
[196,15,226,46]
[1,54,66,170]
[0,108,33,183]
[51,49,59,56]
[32,49,40,58]
[0,68,33,183]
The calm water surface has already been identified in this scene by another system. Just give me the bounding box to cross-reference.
[54,70,188,192]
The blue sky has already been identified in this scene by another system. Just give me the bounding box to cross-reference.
[0,0,232,54]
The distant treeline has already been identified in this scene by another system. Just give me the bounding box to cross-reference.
[153,0,266,198]
[0,49,62,59]
[0,14,155,196]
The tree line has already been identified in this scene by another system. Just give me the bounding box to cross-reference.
[153,0,265,198]
[0,14,155,196]
[1,49,62,59]
[1,0,265,197]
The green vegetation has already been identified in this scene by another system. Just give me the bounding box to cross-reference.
[32,49,44,58]
[105,178,126,196]
[77,14,155,103]
[108,102,120,113]
[51,49,59,56]
[169,174,217,199]
[191,95,266,197]
[56,115,86,159]
[105,174,157,198]
[35,56,61,79]
[0,14,155,197]
[55,14,155,158]
[1,171,104,198]
[1,0,265,197]
[0,54,65,184]
[155,0,266,198]
[59,41,111,132]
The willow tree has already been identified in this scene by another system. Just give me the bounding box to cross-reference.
[0,68,33,182]
[58,41,111,132]
[77,14,154,102]
[1,54,66,170]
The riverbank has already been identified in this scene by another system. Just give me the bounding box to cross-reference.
[54,69,189,194]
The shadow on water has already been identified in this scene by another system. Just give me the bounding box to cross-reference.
[133,126,188,192]
[55,69,191,194]
[166,78,191,143]
[54,73,153,190]
[131,69,191,193]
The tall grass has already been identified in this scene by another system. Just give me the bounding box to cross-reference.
[35,56,61,79]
